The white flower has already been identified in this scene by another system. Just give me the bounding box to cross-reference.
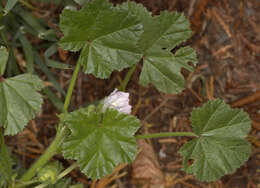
[102,89,131,114]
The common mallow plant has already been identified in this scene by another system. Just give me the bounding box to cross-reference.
[0,0,251,187]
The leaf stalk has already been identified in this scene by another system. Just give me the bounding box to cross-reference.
[119,64,137,91]
[136,132,198,139]
[18,126,67,183]
[0,128,12,185]
[57,163,78,180]
[63,61,81,113]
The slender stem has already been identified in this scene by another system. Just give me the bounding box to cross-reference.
[24,163,78,188]
[63,61,81,113]
[0,129,12,185]
[136,132,198,139]
[19,0,38,11]
[14,180,40,188]
[19,126,68,182]
[34,183,48,188]
[119,64,137,91]
[18,61,81,184]
[57,163,78,180]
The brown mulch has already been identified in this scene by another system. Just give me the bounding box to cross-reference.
[6,0,260,187]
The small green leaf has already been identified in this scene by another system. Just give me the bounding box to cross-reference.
[19,34,34,73]
[15,6,47,37]
[34,50,66,97]
[3,0,19,15]
[138,11,197,94]
[59,0,143,78]
[0,74,44,135]
[62,107,140,179]
[46,60,71,70]
[179,99,251,182]
[43,87,63,112]
[44,44,58,59]
[0,46,8,76]
[6,50,21,77]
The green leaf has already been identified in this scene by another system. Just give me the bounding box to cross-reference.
[46,60,71,70]
[44,44,70,70]
[138,11,191,52]
[59,0,143,78]
[19,34,34,73]
[138,11,197,94]
[0,74,44,135]
[62,106,141,179]
[3,0,19,15]
[14,6,49,39]
[43,87,64,112]
[179,99,251,182]
[118,1,151,24]
[0,46,8,76]
[34,50,66,97]
[6,50,21,77]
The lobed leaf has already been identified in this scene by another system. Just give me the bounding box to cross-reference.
[62,106,140,179]
[118,1,151,24]
[138,11,191,52]
[179,99,251,182]
[139,46,197,93]
[59,0,143,78]
[59,0,197,94]
[138,11,197,94]
[0,74,44,135]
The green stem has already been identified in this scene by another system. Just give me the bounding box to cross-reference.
[19,0,38,11]
[19,126,67,182]
[119,64,137,91]
[14,180,40,188]
[63,61,81,113]
[136,132,198,139]
[34,183,48,188]
[18,61,81,184]
[57,163,78,180]
[0,129,12,185]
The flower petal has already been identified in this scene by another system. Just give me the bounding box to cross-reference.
[103,89,131,114]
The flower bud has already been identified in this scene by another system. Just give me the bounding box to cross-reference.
[37,161,61,184]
